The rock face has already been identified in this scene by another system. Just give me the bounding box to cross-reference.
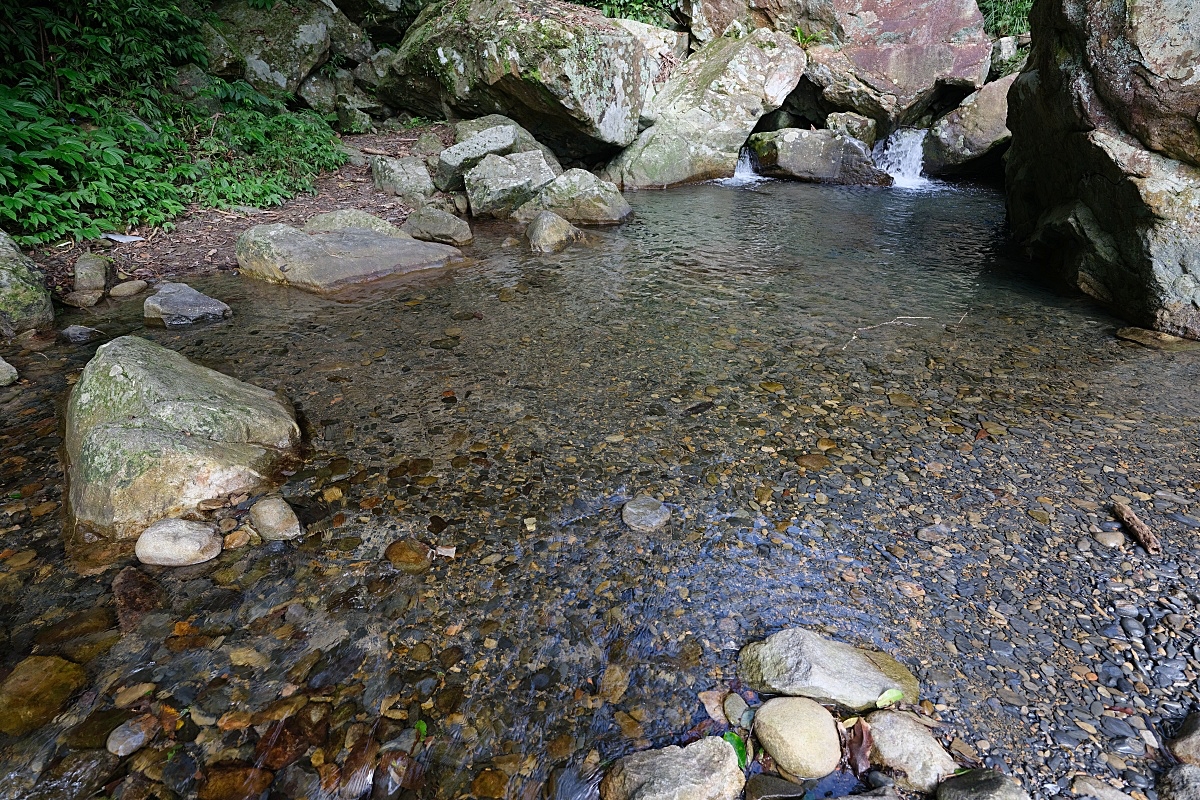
[524,211,583,253]
[737,627,919,710]
[371,155,436,206]
[1160,765,1200,800]
[401,206,474,246]
[753,697,841,779]
[1171,713,1200,766]
[236,224,463,292]
[66,336,300,541]
[1005,0,1200,339]
[938,769,1031,800]
[436,125,522,191]
[606,29,806,188]
[143,283,233,327]
[0,230,53,336]
[135,515,224,566]
[0,655,88,736]
[465,151,558,218]
[600,737,745,800]
[513,170,632,225]
[923,73,1016,177]
[866,710,958,793]
[749,128,892,185]
[211,0,373,96]
[376,0,651,158]
[304,209,410,238]
[455,115,563,175]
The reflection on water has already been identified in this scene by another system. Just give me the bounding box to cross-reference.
[1,181,1198,799]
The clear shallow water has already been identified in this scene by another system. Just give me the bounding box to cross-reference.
[2,181,1200,799]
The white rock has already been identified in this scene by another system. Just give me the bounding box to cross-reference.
[135,519,222,566]
[600,736,744,800]
[753,697,840,779]
[622,496,671,532]
[0,356,16,387]
[250,496,301,541]
[866,710,958,793]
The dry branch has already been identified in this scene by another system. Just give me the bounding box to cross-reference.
[1112,501,1161,555]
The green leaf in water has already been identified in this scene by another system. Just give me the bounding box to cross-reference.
[722,731,748,769]
[414,719,427,741]
[876,688,904,708]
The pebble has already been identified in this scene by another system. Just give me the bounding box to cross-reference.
[622,496,671,532]
[134,519,222,566]
[249,496,302,540]
[385,539,432,574]
[106,714,158,756]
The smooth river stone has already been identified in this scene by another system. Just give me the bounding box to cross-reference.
[135,519,222,566]
[753,697,841,779]
[249,496,302,540]
[622,496,671,532]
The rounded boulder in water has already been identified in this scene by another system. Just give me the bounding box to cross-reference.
[622,496,671,532]
[249,496,302,541]
[135,519,222,567]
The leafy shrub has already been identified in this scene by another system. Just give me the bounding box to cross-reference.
[977,0,1032,37]
[792,26,827,47]
[575,0,681,26]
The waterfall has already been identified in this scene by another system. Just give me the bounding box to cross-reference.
[715,148,766,186]
[875,129,935,189]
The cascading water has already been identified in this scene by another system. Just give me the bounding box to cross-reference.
[875,128,936,189]
[716,148,767,186]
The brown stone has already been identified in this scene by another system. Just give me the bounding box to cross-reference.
[198,765,274,800]
[384,538,432,574]
[33,607,115,647]
[0,655,88,736]
[472,769,509,798]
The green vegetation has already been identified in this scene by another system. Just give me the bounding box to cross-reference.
[977,0,1032,37]
[577,0,680,26]
[0,0,346,247]
[792,25,827,47]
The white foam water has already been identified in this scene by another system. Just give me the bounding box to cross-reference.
[715,148,767,186]
[875,128,937,190]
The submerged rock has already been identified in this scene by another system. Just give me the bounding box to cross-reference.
[606,29,806,188]
[600,736,744,800]
[0,655,88,736]
[303,209,410,238]
[924,73,1017,178]
[749,128,892,185]
[250,496,302,541]
[385,539,432,574]
[737,627,919,710]
[135,519,223,566]
[66,335,300,541]
[401,206,474,246]
[621,496,671,532]
[866,710,958,792]
[24,750,120,800]
[0,230,53,335]
[513,170,632,225]
[112,567,167,632]
[376,0,651,158]
[0,355,15,386]
[1116,327,1200,352]
[236,223,463,293]
[524,211,583,254]
[1005,0,1200,339]
[465,151,558,218]
[144,282,232,326]
[370,155,436,207]
[106,713,159,756]
[938,769,1031,800]
[61,290,103,308]
[753,697,841,779]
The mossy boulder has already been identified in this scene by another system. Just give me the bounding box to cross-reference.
[375,0,650,158]
[0,230,53,336]
[66,336,301,542]
[604,29,807,188]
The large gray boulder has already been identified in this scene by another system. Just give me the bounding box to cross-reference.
[605,29,806,188]
[465,152,557,218]
[737,627,919,711]
[513,170,632,225]
[609,19,689,122]
[401,206,474,246]
[454,115,563,175]
[371,155,436,206]
[748,128,892,185]
[375,0,651,158]
[780,0,992,131]
[66,336,301,541]
[0,231,53,336]
[866,710,958,793]
[435,125,522,192]
[236,223,463,293]
[600,737,744,800]
[1005,0,1200,339]
[211,0,374,96]
[923,73,1016,177]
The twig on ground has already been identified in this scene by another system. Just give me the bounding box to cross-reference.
[842,316,932,349]
[1112,501,1161,555]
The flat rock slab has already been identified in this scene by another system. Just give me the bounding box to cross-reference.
[402,206,474,246]
[600,736,744,800]
[144,282,232,326]
[303,209,410,238]
[236,224,464,293]
[1116,327,1200,352]
[738,627,919,710]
